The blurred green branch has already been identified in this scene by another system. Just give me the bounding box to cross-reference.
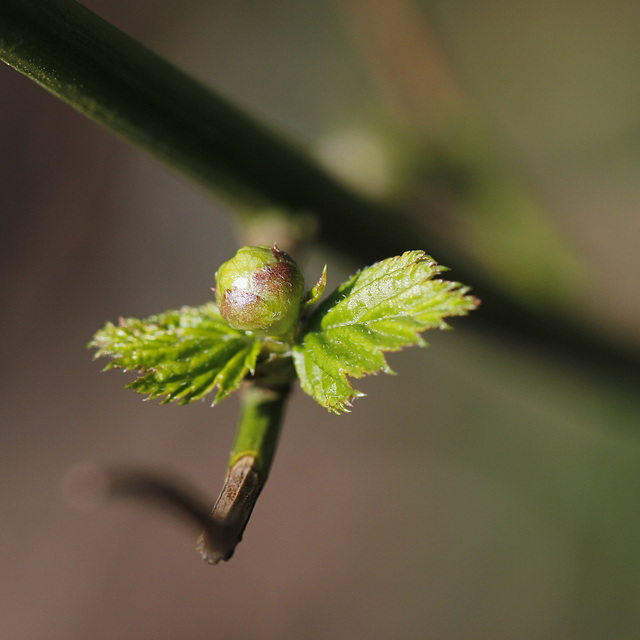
[0,0,637,382]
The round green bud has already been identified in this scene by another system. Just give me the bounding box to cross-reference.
[215,245,305,337]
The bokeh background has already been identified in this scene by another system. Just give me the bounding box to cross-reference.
[2,1,640,638]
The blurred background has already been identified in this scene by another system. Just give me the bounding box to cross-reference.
[2,0,640,638]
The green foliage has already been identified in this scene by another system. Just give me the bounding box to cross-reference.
[90,251,478,412]
[90,303,261,405]
[292,251,479,413]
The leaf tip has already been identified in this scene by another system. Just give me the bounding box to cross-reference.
[304,264,328,307]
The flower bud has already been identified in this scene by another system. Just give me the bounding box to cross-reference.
[215,245,305,337]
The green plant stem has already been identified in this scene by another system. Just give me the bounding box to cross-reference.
[0,0,430,266]
[70,385,289,564]
[1,0,638,383]
[228,384,288,474]
[0,0,389,218]
[197,383,289,564]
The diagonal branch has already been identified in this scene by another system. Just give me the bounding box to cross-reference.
[1,0,638,382]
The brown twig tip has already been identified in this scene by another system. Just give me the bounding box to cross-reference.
[197,455,264,565]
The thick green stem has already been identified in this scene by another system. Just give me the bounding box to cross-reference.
[0,0,429,270]
[0,0,397,225]
[228,385,288,475]
[197,384,290,564]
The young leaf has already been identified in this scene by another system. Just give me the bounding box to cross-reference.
[292,251,479,413]
[304,264,328,307]
[90,302,261,405]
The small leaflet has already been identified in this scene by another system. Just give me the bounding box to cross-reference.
[292,251,479,413]
[90,302,261,405]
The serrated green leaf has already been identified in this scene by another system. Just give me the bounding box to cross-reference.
[292,251,479,413]
[90,302,261,405]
